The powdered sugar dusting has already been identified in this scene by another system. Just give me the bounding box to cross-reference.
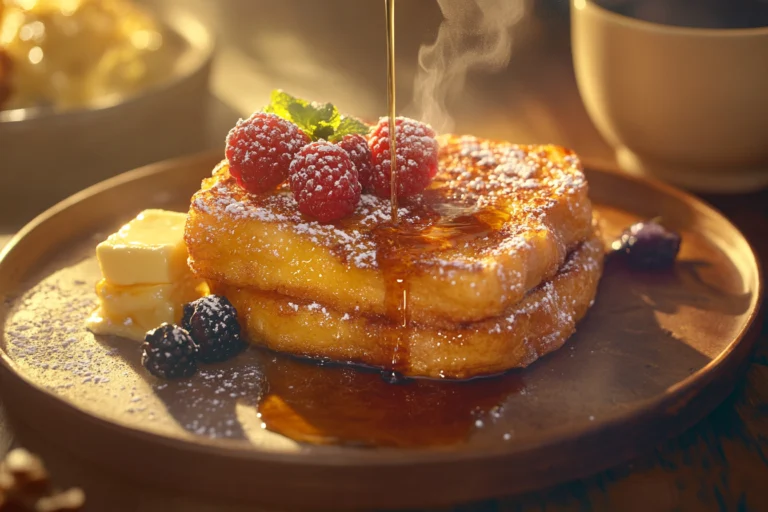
[2,253,274,442]
[237,232,603,380]
[273,234,601,343]
[190,178,406,270]
[225,113,310,193]
[288,142,362,223]
[5,265,113,388]
[441,135,586,210]
[188,135,589,277]
[368,117,440,197]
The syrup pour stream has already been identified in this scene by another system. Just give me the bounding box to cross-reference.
[385,0,398,223]
[379,1,503,380]
[382,0,409,379]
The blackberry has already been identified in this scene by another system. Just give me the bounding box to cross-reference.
[612,220,682,269]
[142,324,198,379]
[182,295,245,363]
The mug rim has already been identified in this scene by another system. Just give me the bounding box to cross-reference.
[574,0,768,37]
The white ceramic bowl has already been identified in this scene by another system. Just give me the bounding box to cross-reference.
[0,6,215,228]
[571,0,768,193]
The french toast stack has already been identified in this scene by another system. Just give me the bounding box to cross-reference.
[185,134,603,379]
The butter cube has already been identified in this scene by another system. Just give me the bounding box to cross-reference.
[86,278,208,341]
[96,209,190,285]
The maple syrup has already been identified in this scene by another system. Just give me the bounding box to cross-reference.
[375,228,412,379]
[379,0,507,378]
[385,0,398,222]
[379,3,515,377]
[381,0,408,379]
[257,352,525,447]
[374,194,511,377]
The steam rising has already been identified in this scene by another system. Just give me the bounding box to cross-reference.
[409,0,526,133]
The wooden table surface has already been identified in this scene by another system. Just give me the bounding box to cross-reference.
[1,1,767,510]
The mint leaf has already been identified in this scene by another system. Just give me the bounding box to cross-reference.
[313,121,337,141]
[264,90,339,140]
[263,90,295,122]
[330,116,370,142]
[263,89,368,142]
[287,100,340,138]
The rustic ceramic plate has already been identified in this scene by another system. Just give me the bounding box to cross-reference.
[0,153,762,510]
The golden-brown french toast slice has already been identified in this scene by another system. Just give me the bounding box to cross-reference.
[186,135,593,324]
[215,229,604,380]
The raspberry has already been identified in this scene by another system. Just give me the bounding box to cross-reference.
[225,112,310,194]
[368,117,439,198]
[142,324,198,379]
[289,141,362,222]
[338,133,374,191]
[182,295,244,363]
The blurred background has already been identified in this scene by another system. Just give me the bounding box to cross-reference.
[1,0,611,231]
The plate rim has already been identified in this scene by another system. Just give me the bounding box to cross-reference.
[0,150,763,469]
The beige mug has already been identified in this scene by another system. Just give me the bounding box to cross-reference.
[571,0,768,193]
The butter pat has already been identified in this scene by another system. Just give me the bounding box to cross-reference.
[88,208,208,341]
[86,278,208,342]
[96,209,189,286]
[86,310,149,342]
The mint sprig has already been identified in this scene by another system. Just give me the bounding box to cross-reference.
[263,90,369,142]
[336,116,370,139]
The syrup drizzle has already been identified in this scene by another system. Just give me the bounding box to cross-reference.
[382,0,407,379]
[385,0,398,223]
[374,199,509,380]
[378,2,513,380]
[375,229,412,379]
[379,4,514,378]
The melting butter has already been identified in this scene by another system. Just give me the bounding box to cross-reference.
[87,209,208,341]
